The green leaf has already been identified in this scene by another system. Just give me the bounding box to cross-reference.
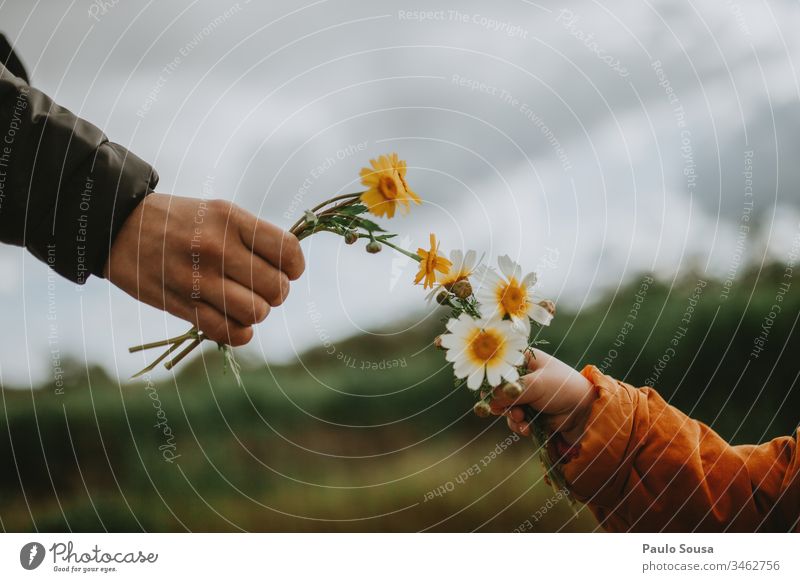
[354,218,386,232]
[335,204,368,216]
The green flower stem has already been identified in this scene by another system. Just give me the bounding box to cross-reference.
[131,338,189,379]
[523,405,576,509]
[129,191,383,377]
[446,296,481,318]
[295,226,341,241]
[289,192,362,233]
[309,191,361,213]
[128,329,198,353]
[377,237,420,261]
[164,336,205,371]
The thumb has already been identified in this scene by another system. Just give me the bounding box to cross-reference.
[488,368,547,411]
[518,368,550,411]
[524,348,552,373]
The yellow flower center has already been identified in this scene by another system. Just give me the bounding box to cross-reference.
[378,174,400,200]
[468,328,504,366]
[498,279,528,317]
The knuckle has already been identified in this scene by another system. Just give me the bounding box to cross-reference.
[203,240,225,262]
[229,326,254,347]
[254,300,271,323]
[210,321,229,343]
[194,306,227,343]
[281,234,305,279]
[269,272,290,306]
[207,198,232,216]
[232,296,269,326]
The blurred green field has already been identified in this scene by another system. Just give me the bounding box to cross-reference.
[2,262,798,532]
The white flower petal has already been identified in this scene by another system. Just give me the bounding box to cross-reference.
[463,250,477,271]
[474,285,495,301]
[466,367,486,390]
[506,321,530,347]
[453,357,475,379]
[439,334,461,349]
[487,359,513,379]
[477,304,503,322]
[473,265,502,290]
[529,303,554,326]
[504,350,526,367]
[497,255,515,279]
[510,315,531,337]
[502,366,520,383]
[497,255,524,282]
[425,287,441,303]
[445,313,472,334]
[486,364,503,387]
[522,271,538,288]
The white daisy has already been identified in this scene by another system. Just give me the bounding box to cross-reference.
[473,255,553,335]
[439,313,528,390]
[425,249,480,302]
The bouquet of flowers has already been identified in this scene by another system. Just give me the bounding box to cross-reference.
[129,153,571,497]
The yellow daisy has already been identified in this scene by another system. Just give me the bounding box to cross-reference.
[439,314,528,389]
[359,153,421,218]
[414,233,452,289]
[474,255,553,335]
[425,249,480,302]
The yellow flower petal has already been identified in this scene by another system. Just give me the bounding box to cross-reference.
[414,233,452,290]
[359,153,421,218]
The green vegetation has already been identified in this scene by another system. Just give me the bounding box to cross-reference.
[1,262,797,532]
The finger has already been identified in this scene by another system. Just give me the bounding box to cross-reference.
[237,211,305,279]
[159,286,254,346]
[508,419,532,437]
[201,276,271,327]
[225,249,291,307]
[508,406,525,423]
[189,301,255,346]
[488,384,517,408]
[524,348,552,372]
[489,401,508,416]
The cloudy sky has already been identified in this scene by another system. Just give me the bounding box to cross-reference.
[1,0,799,385]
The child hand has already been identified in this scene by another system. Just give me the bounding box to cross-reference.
[487,349,597,444]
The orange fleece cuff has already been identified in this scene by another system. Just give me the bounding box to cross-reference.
[562,365,643,505]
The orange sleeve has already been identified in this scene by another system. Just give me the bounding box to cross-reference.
[562,365,800,532]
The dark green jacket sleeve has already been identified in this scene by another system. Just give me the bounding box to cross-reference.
[0,64,158,283]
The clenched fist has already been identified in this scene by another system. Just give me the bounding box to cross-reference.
[104,193,305,345]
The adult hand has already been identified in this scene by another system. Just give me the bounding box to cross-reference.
[104,194,304,345]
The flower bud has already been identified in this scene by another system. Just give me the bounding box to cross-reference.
[473,400,492,418]
[450,279,473,299]
[366,240,382,254]
[501,381,523,399]
[538,299,556,317]
[436,290,450,305]
[433,335,445,350]
[344,230,358,245]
